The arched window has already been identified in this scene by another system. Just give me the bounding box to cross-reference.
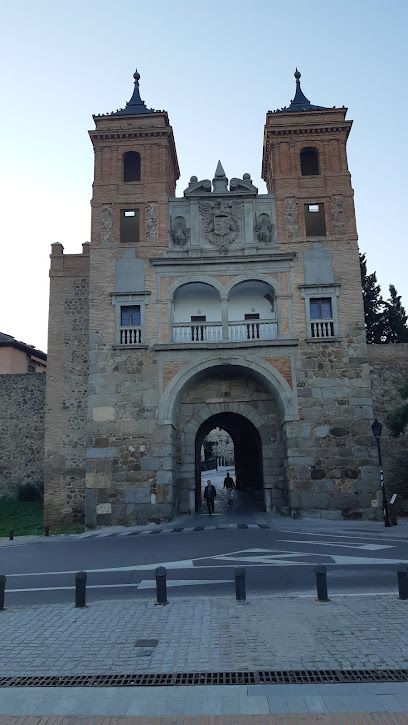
[123,151,141,182]
[300,147,320,176]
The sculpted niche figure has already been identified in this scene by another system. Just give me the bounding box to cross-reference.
[171,216,189,246]
[254,213,274,245]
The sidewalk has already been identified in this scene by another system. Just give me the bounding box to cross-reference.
[1,595,408,675]
[1,682,408,717]
[0,594,408,717]
[1,715,408,724]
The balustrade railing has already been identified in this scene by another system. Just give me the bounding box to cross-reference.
[172,320,278,343]
[311,319,335,338]
[228,320,278,341]
[120,326,142,345]
[172,323,222,343]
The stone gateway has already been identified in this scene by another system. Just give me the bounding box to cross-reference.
[44,69,382,527]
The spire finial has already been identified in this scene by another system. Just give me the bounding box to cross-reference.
[294,68,301,84]
[213,160,228,192]
[133,68,140,82]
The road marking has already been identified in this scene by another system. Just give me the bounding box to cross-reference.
[276,529,408,543]
[6,546,405,581]
[277,539,393,551]
[330,554,404,565]
[137,579,230,589]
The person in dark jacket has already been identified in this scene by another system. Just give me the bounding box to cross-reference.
[223,471,236,504]
[203,479,216,515]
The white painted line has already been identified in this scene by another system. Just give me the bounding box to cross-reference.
[277,539,393,551]
[276,529,408,543]
[137,579,230,589]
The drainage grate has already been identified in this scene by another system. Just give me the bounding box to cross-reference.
[0,669,407,688]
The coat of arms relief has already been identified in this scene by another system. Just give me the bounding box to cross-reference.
[199,198,244,255]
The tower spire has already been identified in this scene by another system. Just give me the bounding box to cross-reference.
[111,69,155,116]
[273,69,327,113]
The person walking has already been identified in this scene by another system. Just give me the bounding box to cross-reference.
[223,471,236,505]
[203,479,216,515]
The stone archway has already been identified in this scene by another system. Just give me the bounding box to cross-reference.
[174,364,287,515]
[195,412,264,512]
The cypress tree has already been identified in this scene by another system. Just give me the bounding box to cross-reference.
[359,252,386,343]
[383,285,408,343]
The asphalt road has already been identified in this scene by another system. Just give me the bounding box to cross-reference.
[2,521,408,607]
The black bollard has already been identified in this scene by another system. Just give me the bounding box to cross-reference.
[155,566,168,605]
[235,567,246,602]
[44,525,50,537]
[0,575,6,611]
[315,564,329,601]
[397,563,408,600]
[9,530,13,541]
[75,571,87,608]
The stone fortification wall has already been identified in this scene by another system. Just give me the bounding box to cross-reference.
[44,243,90,526]
[0,373,46,497]
[368,343,408,513]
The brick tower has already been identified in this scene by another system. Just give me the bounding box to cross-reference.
[261,70,378,516]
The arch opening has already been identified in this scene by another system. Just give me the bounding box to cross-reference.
[123,151,141,182]
[195,413,264,513]
[300,147,320,176]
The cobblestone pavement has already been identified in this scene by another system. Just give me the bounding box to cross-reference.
[1,595,408,676]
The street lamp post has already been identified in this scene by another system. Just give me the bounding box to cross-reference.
[371,419,390,527]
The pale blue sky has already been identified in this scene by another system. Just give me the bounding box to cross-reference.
[1,0,407,351]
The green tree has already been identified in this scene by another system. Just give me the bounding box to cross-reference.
[203,439,215,462]
[359,252,386,343]
[386,381,408,438]
[383,285,408,343]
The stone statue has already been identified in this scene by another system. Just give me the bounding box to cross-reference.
[254,213,274,245]
[171,217,189,246]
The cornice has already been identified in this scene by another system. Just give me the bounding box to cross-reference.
[149,252,296,267]
[264,123,351,137]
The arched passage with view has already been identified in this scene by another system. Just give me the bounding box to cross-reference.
[173,363,290,515]
[195,412,264,512]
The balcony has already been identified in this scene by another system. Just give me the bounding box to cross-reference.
[172,320,278,343]
[228,320,278,341]
[173,323,222,343]
[311,319,334,338]
[120,326,142,345]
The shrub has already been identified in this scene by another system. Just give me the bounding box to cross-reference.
[17,483,43,502]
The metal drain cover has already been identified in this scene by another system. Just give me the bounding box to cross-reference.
[0,668,407,688]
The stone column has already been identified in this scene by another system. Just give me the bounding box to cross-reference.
[221,297,228,341]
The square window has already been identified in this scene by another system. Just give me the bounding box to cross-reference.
[304,203,326,236]
[121,305,141,327]
[120,209,139,243]
[310,298,332,320]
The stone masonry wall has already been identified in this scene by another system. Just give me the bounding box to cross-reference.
[283,242,380,520]
[44,244,90,526]
[0,374,46,498]
[368,343,408,514]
